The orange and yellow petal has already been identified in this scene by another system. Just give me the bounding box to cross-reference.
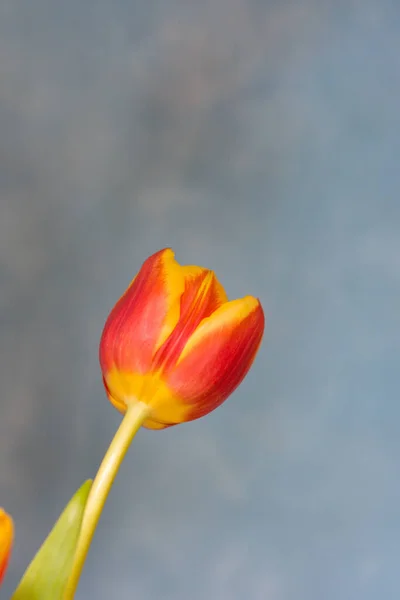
[100,248,185,375]
[0,508,13,585]
[165,296,265,421]
[153,268,228,371]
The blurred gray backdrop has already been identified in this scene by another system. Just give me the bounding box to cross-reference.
[1,1,400,599]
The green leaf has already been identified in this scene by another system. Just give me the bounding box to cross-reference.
[12,480,92,600]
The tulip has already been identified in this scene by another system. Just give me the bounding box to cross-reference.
[0,508,13,586]
[100,247,265,428]
[65,249,265,599]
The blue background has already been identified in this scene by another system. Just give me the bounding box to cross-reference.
[1,1,400,598]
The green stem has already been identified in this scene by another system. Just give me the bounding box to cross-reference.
[63,401,151,600]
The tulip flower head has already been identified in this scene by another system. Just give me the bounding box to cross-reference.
[100,248,265,429]
[0,508,13,585]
